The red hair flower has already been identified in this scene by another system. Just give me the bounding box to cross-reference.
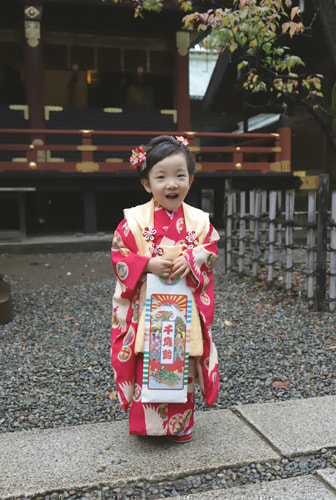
[130,147,146,170]
[175,136,189,146]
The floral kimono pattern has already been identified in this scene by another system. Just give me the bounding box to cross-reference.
[111,199,219,436]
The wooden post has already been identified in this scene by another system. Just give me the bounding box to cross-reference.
[226,190,233,273]
[174,31,191,131]
[285,189,294,291]
[260,190,267,260]
[278,106,291,172]
[249,190,255,273]
[223,180,232,274]
[252,190,261,279]
[24,1,45,130]
[267,190,277,284]
[81,131,94,163]
[24,1,45,166]
[306,191,316,309]
[260,191,267,242]
[232,191,237,263]
[316,174,329,311]
[276,191,283,248]
[238,191,246,274]
[214,186,224,228]
[329,191,336,312]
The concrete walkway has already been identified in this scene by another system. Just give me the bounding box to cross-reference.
[1,396,336,499]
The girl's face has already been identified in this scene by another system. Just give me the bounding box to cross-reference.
[141,152,193,212]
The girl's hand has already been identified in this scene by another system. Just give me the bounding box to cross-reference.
[145,257,173,277]
[171,255,191,279]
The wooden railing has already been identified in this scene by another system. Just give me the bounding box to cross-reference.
[0,128,290,174]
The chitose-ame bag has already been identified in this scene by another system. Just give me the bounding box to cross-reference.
[142,273,192,403]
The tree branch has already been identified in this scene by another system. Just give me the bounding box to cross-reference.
[300,99,336,150]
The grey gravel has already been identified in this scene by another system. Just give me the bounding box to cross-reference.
[1,251,336,498]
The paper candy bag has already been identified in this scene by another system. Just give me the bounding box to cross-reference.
[142,273,192,403]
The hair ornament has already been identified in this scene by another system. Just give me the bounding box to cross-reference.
[130,146,146,170]
[175,135,189,146]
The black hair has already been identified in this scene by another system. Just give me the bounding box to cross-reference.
[137,135,195,179]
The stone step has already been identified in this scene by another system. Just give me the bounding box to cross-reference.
[1,396,336,498]
[172,473,336,499]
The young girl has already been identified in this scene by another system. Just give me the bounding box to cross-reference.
[111,135,219,442]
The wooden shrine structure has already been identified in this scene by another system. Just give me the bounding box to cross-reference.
[0,0,298,236]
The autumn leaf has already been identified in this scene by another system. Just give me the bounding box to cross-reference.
[225,319,233,327]
[271,380,290,388]
[106,390,117,401]
[282,21,290,34]
[290,6,300,20]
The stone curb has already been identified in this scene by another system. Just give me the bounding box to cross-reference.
[1,396,336,498]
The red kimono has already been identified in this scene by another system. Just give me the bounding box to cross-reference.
[111,199,219,436]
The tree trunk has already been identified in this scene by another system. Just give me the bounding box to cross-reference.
[311,0,336,69]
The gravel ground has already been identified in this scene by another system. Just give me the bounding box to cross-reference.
[1,250,336,499]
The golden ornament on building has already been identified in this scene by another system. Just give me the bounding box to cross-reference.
[176,32,190,57]
[25,21,40,48]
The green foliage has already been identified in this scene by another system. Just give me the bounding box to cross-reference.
[103,0,323,106]
[183,0,323,105]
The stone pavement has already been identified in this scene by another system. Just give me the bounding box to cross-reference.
[1,395,336,499]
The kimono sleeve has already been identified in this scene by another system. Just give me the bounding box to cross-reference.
[183,224,219,325]
[111,218,149,295]
[183,224,219,283]
[183,224,220,407]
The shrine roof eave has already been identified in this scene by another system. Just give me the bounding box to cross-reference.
[202,47,231,112]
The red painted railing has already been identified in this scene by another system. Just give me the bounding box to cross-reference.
[0,128,291,174]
